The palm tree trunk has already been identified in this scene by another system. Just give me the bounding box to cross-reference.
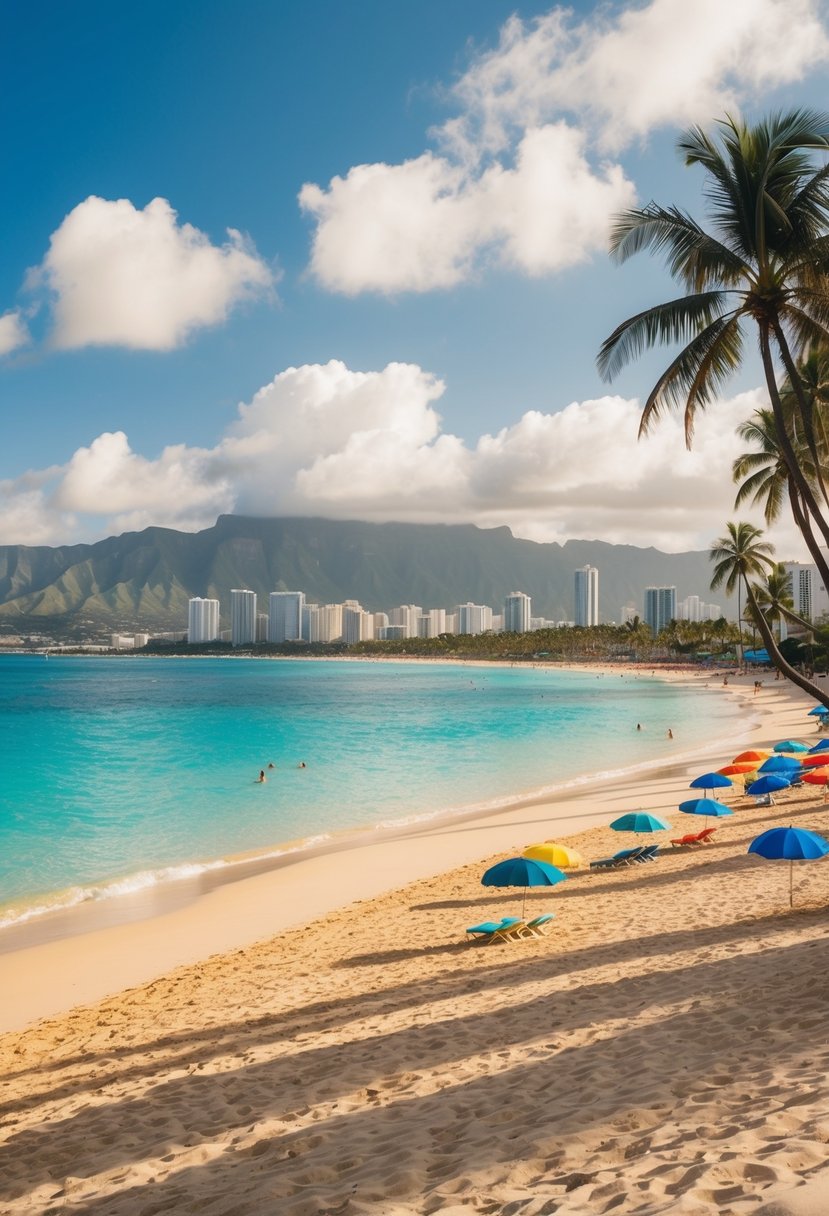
[745,582,829,706]
[760,328,829,588]
[772,320,829,508]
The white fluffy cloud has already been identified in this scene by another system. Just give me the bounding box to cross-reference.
[0,359,806,559]
[302,0,829,294]
[0,310,30,356]
[27,196,274,350]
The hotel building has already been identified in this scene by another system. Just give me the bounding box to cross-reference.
[188,597,220,643]
[574,565,599,626]
[230,589,257,647]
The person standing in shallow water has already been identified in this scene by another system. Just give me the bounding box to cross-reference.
[257,770,266,783]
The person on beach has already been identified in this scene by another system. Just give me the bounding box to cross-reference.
[667,728,673,739]
[636,723,642,731]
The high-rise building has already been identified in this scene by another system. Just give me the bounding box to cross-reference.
[306,603,343,643]
[643,586,676,636]
[188,597,220,643]
[456,602,493,635]
[574,565,599,626]
[342,602,373,644]
[418,608,447,639]
[503,591,531,633]
[389,605,422,638]
[783,562,829,624]
[230,589,257,646]
[268,591,305,642]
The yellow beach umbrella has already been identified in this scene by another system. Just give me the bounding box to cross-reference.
[523,842,584,869]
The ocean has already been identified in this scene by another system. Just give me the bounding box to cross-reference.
[0,654,747,932]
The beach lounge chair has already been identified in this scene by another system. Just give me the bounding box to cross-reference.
[465,916,524,942]
[516,913,556,938]
[670,833,702,848]
[635,844,660,861]
[696,827,717,843]
[589,847,645,869]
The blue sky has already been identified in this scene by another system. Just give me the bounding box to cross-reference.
[2,0,829,555]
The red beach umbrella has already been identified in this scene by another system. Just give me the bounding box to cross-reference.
[733,750,771,763]
[801,754,829,768]
[802,770,829,785]
[719,763,756,775]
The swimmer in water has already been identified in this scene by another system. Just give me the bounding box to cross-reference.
[667,728,673,739]
[257,770,266,783]
[298,761,307,769]
[636,723,642,731]
[268,762,276,769]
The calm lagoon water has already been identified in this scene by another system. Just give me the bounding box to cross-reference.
[0,655,746,928]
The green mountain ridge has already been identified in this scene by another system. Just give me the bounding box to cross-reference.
[0,516,727,637]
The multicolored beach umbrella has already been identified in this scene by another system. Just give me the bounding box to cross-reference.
[678,798,733,819]
[609,812,671,833]
[748,825,829,907]
[481,857,567,916]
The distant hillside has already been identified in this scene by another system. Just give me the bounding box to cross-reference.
[0,516,727,637]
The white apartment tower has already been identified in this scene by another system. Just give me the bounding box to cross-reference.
[188,597,220,643]
[389,605,422,638]
[230,589,257,647]
[456,602,493,635]
[503,591,532,634]
[574,565,599,626]
[268,591,305,642]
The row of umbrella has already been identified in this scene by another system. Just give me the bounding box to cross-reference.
[479,706,829,916]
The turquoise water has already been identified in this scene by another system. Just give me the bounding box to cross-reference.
[0,655,746,928]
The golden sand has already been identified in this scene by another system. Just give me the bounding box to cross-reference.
[2,669,829,1215]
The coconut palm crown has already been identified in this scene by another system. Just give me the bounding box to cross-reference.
[598,110,829,578]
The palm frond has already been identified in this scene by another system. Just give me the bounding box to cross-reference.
[597,292,732,382]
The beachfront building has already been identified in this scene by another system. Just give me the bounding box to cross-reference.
[456,602,493,635]
[574,565,599,626]
[503,591,532,633]
[389,605,422,638]
[269,590,305,643]
[306,603,343,643]
[188,597,220,643]
[677,595,723,622]
[418,608,447,639]
[230,589,257,647]
[643,586,676,637]
[256,613,269,642]
[342,602,374,644]
[783,561,829,625]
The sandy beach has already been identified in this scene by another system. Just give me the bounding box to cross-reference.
[3,665,829,1215]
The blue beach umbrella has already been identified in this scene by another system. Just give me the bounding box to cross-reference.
[758,755,801,774]
[610,812,671,833]
[679,798,733,818]
[809,739,829,753]
[747,774,792,798]
[481,856,567,916]
[808,706,829,716]
[689,772,733,794]
[748,825,829,906]
[773,740,809,753]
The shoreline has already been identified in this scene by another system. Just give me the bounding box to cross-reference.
[0,663,795,1033]
[4,665,829,1214]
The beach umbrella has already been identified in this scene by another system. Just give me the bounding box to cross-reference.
[690,772,733,794]
[801,770,829,785]
[718,762,757,775]
[523,843,584,869]
[610,812,671,833]
[807,706,829,716]
[758,755,801,774]
[773,740,809,753]
[678,798,733,820]
[481,857,567,916]
[808,740,829,754]
[800,753,829,768]
[748,825,829,906]
[747,774,792,798]
[733,750,771,763]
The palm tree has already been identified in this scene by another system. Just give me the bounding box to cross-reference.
[710,522,825,700]
[747,561,812,637]
[598,110,829,591]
